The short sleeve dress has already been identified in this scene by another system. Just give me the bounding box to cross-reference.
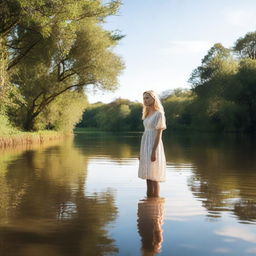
[138,111,167,182]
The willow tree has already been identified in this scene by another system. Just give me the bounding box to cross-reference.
[1,0,124,131]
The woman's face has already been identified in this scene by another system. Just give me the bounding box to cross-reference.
[143,93,154,107]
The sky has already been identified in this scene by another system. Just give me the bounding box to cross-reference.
[86,0,256,104]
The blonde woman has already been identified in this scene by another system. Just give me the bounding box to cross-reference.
[138,90,167,197]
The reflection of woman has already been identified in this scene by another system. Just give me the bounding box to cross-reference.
[137,197,165,256]
[138,90,167,197]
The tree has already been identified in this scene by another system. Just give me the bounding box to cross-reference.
[34,90,88,132]
[189,43,236,98]
[0,39,9,113]
[234,31,256,59]
[76,102,104,128]
[162,89,194,130]
[1,0,124,131]
[188,43,241,131]
[95,99,131,131]
[1,0,122,69]
[225,59,256,131]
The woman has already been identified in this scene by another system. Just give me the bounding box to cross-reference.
[138,90,167,197]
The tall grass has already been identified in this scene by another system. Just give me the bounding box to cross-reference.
[0,115,71,148]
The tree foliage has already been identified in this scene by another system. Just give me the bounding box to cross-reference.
[0,0,124,132]
[188,32,256,132]
[234,32,256,59]
[77,99,143,131]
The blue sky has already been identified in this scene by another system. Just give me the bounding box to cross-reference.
[86,0,256,103]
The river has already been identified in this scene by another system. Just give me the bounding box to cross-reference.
[0,131,256,256]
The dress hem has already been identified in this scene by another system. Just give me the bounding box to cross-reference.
[138,176,166,182]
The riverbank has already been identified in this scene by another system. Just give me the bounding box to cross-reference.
[0,130,72,149]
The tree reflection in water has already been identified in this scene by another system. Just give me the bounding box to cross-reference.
[165,133,256,223]
[0,142,118,256]
[137,197,165,256]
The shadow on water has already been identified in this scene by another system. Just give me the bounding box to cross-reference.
[0,139,118,256]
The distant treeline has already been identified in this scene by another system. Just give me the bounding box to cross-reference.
[76,90,193,132]
[78,31,256,133]
[0,0,123,135]
[77,99,143,131]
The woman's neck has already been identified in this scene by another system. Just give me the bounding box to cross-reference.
[148,107,156,114]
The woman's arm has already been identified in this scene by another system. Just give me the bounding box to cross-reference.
[151,129,162,161]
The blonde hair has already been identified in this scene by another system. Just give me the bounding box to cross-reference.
[142,90,165,120]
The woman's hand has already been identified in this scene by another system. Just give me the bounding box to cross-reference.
[151,150,156,162]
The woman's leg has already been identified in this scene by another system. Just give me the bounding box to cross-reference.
[152,181,160,197]
[146,179,154,197]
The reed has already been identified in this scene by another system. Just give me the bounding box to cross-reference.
[0,131,71,149]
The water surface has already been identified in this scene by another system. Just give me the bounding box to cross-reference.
[0,131,256,256]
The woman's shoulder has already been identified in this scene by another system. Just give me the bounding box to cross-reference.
[155,110,165,116]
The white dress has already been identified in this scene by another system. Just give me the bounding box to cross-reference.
[138,111,167,182]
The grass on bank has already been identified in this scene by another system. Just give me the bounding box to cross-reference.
[74,127,143,134]
[0,129,68,148]
[0,115,71,148]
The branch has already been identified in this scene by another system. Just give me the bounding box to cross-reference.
[7,38,41,70]
[33,81,93,117]
[59,72,77,82]
[33,91,44,107]
[1,19,19,36]
[5,43,27,50]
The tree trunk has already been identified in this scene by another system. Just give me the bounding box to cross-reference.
[248,103,256,132]
[24,112,36,131]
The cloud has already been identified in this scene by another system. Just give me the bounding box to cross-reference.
[215,226,256,243]
[222,9,256,29]
[160,40,213,55]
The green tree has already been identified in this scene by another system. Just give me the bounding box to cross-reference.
[34,90,88,132]
[76,102,104,128]
[188,43,239,131]
[234,31,256,59]
[189,43,236,98]
[1,0,124,131]
[95,99,131,131]
[224,59,256,131]
[126,102,143,131]
[162,89,194,130]
[77,99,143,131]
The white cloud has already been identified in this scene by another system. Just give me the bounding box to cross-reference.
[215,226,256,243]
[160,40,213,55]
[222,9,256,29]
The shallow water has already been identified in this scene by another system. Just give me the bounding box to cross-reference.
[0,131,256,256]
